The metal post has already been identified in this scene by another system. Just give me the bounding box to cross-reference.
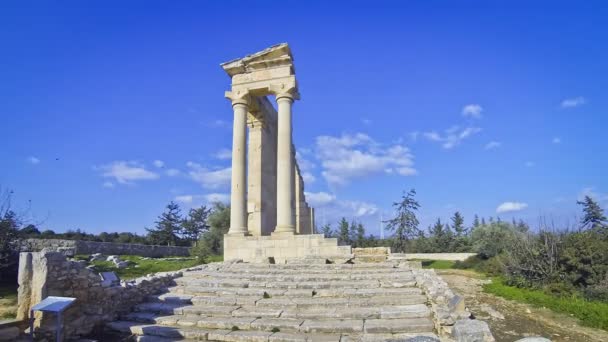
[56,313,61,342]
[29,310,34,342]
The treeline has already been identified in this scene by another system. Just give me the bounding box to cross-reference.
[380,189,608,302]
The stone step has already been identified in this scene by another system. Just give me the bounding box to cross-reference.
[173,279,416,290]
[178,272,414,282]
[108,316,434,339]
[166,286,422,298]
[127,303,430,322]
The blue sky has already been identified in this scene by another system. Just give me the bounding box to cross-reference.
[1,1,607,236]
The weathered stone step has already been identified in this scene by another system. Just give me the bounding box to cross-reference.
[128,303,430,322]
[108,316,434,338]
[255,295,427,308]
[181,271,414,280]
[166,286,422,298]
[173,279,416,290]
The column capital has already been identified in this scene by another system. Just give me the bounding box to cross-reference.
[270,84,300,101]
[225,90,250,106]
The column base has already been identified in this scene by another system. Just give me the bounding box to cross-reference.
[273,225,295,234]
[271,231,295,238]
[227,229,249,236]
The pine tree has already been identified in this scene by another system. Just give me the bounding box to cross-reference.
[356,223,366,247]
[452,212,466,237]
[481,217,486,226]
[577,196,607,230]
[321,224,333,238]
[182,205,211,245]
[146,201,183,246]
[473,215,480,228]
[337,218,350,245]
[385,189,420,253]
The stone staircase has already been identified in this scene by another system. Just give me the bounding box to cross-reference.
[106,262,439,341]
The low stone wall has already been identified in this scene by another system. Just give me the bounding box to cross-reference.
[391,252,477,261]
[16,251,183,340]
[20,238,190,257]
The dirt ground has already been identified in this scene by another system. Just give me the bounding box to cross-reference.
[437,269,608,342]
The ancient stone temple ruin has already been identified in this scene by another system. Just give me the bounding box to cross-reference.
[221,44,350,262]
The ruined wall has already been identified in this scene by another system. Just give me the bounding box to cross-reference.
[17,252,182,340]
[295,164,312,234]
[247,96,278,236]
[20,239,190,257]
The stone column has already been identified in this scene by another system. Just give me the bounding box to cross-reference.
[275,93,295,233]
[228,96,249,235]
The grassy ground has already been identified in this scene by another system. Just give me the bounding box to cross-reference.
[0,282,18,319]
[76,254,222,280]
[484,277,608,331]
[425,256,608,331]
[420,259,456,269]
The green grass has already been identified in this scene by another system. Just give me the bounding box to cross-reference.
[420,260,456,269]
[79,255,221,280]
[484,277,608,330]
[0,283,18,319]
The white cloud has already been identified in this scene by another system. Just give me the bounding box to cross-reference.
[525,161,535,167]
[153,160,165,168]
[175,195,194,204]
[27,156,40,165]
[552,137,561,144]
[205,193,230,203]
[102,181,115,188]
[186,161,231,189]
[296,151,316,171]
[578,187,608,204]
[301,172,316,184]
[208,119,230,128]
[305,191,336,207]
[462,104,483,119]
[174,193,230,205]
[315,133,416,186]
[496,201,528,213]
[98,161,159,184]
[166,168,180,177]
[304,191,377,218]
[484,141,502,150]
[561,96,586,108]
[423,126,482,149]
[409,131,420,142]
[214,149,232,160]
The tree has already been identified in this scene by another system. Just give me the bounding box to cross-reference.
[199,202,230,255]
[473,215,480,228]
[146,201,183,246]
[355,223,366,247]
[20,224,40,237]
[320,224,333,238]
[452,212,466,237]
[577,196,607,230]
[337,218,350,246]
[182,205,211,245]
[0,210,20,269]
[385,189,420,253]
[429,218,453,252]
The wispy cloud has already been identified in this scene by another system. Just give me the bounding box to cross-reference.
[166,168,181,177]
[186,161,231,189]
[98,161,159,185]
[525,161,535,167]
[462,104,483,119]
[552,137,561,144]
[315,132,416,186]
[153,160,165,168]
[496,201,528,213]
[484,141,502,150]
[26,156,40,165]
[561,96,586,108]
[174,193,230,205]
[214,149,232,160]
[304,191,378,217]
[424,126,482,149]
[361,118,372,125]
[102,181,115,188]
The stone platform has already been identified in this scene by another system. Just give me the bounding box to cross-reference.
[106,261,440,341]
[224,234,352,263]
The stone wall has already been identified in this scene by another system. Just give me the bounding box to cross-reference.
[17,251,183,340]
[390,252,477,261]
[20,238,190,257]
